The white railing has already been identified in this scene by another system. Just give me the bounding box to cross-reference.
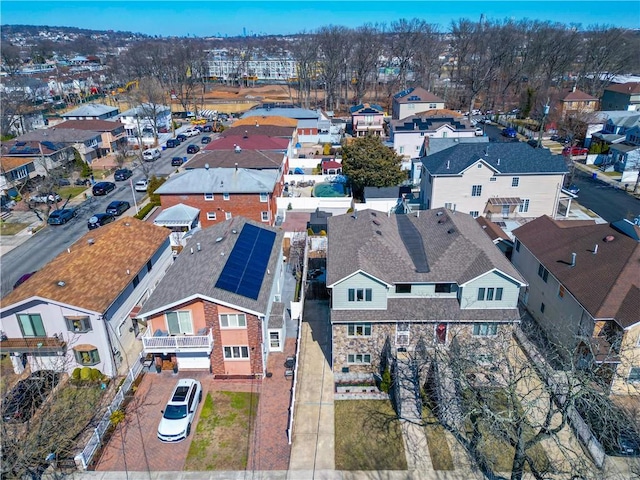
[141,329,213,353]
[75,355,144,470]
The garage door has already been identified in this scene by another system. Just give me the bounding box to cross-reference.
[176,353,210,370]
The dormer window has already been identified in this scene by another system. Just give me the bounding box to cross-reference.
[395,284,412,294]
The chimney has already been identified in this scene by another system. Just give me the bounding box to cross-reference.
[235,162,238,171]
[244,130,248,138]
[234,145,241,153]
[205,163,209,170]
[197,242,201,252]
[570,252,576,267]
[593,244,598,255]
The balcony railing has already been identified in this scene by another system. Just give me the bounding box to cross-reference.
[141,328,213,354]
[0,335,66,355]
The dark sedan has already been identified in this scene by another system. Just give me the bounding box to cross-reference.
[88,213,115,229]
[502,127,517,138]
[48,208,77,225]
[186,144,200,154]
[92,181,116,196]
[201,136,212,144]
[106,200,130,216]
[114,168,133,181]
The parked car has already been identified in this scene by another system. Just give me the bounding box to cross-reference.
[48,208,77,225]
[183,128,200,137]
[563,146,588,156]
[171,157,184,167]
[176,134,188,143]
[527,139,542,148]
[474,127,484,137]
[56,178,71,186]
[2,371,60,422]
[201,136,212,144]
[74,178,91,186]
[134,179,149,192]
[106,200,130,216]
[202,125,213,132]
[142,148,161,162]
[565,184,580,195]
[13,271,36,289]
[114,168,133,181]
[92,182,116,196]
[186,144,200,154]
[166,138,180,148]
[29,192,62,204]
[88,212,115,229]
[502,127,517,138]
[157,378,202,442]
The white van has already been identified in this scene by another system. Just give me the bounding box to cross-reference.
[142,148,161,162]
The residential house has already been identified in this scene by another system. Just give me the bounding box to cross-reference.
[187,149,287,173]
[51,119,127,155]
[601,82,640,112]
[326,208,526,381]
[392,87,446,120]
[419,143,568,220]
[154,166,282,228]
[589,112,640,152]
[350,103,385,137]
[321,159,342,175]
[609,142,640,183]
[60,103,119,121]
[1,139,76,182]
[136,218,285,375]
[511,216,640,394]
[203,134,290,153]
[361,186,413,214]
[558,87,598,118]
[153,204,201,248]
[0,219,172,377]
[307,208,332,234]
[12,127,102,162]
[220,123,296,141]
[117,103,172,142]
[240,105,320,121]
[0,156,37,195]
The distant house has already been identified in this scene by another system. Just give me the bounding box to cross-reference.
[512,216,640,395]
[601,82,640,112]
[0,156,37,194]
[60,103,119,121]
[362,186,413,214]
[327,208,526,381]
[609,142,640,183]
[155,166,282,228]
[0,219,172,378]
[590,112,640,150]
[137,218,285,375]
[187,149,287,172]
[558,87,599,118]
[1,139,76,181]
[240,105,320,121]
[118,103,172,142]
[419,143,568,220]
[307,208,332,234]
[52,119,127,155]
[349,103,385,137]
[321,159,342,175]
[392,87,445,120]
[13,128,102,163]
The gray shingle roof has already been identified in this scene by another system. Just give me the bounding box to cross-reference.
[241,107,319,120]
[139,217,283,317]
[422,143,567,175]
[61,103,118,117]
[153,204,200,225]
[391,115,474,132]
[16,128,101,144]
[155,167,279,194]
[393,87,444,103]
[326,208,525,287]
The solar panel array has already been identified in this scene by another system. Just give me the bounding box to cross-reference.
[215,223,276,300]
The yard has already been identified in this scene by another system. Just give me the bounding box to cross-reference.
[335,400,407,471]
[423,405,454,471]
[185,390,259,470]
[0,221,29,235]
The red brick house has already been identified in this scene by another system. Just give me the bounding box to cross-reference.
[136,218,285,376]
[154,166,282,228]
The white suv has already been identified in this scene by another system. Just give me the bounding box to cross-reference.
[183,128,200,137]
[142,148,161,162]
[157,378,202,442]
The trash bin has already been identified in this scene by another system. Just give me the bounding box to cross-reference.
[592,172,597,180]
[161,145,166,151]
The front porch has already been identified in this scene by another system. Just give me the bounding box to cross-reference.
[141,327,214,355]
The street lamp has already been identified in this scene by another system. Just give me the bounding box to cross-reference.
[537,103,550,148]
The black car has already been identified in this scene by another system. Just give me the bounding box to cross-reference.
[171,157,184,167]
[166,138,180,148]
[201,136,212,144]
[56,178,71,186]
[176,134,188,143]
[92,181,116,196]
[2,370,60,423]
[527,139,542,148]
[114,168,133,181]
[202,125,213,132]
[48,208,77,225]
[106,200,130,216]
[88,212,115,229]
[75,178,91,186]
[186,144,200,154]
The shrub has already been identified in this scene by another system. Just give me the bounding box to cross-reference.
[110,409,125,426]
[134,203,155,220]
[319,230,326,236]
[323,143,331,155]
[380,366,392,393]
[80,366,92,381]
[89,368,103,381]
[287,203,292,210]
[307,227,314,236]
[72,368,82,380]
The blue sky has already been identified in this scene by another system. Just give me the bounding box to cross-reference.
[1,1,638,37]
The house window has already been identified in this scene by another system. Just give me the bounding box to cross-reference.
[435,283,453,293]
[261,211,269,222]
[429,103,437,108]
[396,322,410,346]
[477,287,503,301]
[133,274,140,288]
[207,212,217,220]
[540,302,546,313]
[495,287,503,301]
[220,313,247,328]
[515,239,521,252]
[628,367,640,382]
[65,316,92,333]
[347,353,371,364]
[538,264,549,282]
[259,192,268,202]
[473,323,498,336]
[348,288,372,302]
[558,285,566,298]
[490,177,496,182]
[74,346,100,366]
[395,284,411,294]
[146,260,153,273]
[225,212,232,220]
[399,146,404,154]
[477,288,485,301]
[436,323,447,344]
[444,202,456,211]
[166,311,193,335]
[269,332,280,348]
[486,288,495,300]
[223,346,249,359]
[519,199,530,213]
[348,323,372,337]
[471,185,482,196]
[17,313,46,337]
[470,211,479,218]
[223,193,230,200]
[512,177,519,187]
[204,193,214,201]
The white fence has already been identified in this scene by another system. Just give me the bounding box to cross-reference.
[74,354,145,470]
[277,196,352,212]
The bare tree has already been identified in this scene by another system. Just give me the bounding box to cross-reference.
[316,25,350,111]
[411,24,443,92]
[289,32,318,109]
[349,24,383,105]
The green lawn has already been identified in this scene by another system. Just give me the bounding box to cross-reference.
[58,186,89,198]
[423,406,454,470]
[185,391,259,470]
[0,222,29,235]
[335,400,407,471]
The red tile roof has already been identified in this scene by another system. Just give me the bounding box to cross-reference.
[604,82,640,95]
[561,89,598,102]
[54,119,124,132]
[186,150,284,169]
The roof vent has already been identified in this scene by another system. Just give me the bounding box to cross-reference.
[87,238,94,245]
[205,163,209,170]
[231,229,238,234]
[446,160,450,169]
[604,235,615,242]
[234,145,241,153]
[570,252,576,267]
[436,211,443,217]
[497,158,500,165]
[57,281,66,287]
[243,130,248,138]
[447,229,455,234]
[375,230,382,235]
[215,237,223,242]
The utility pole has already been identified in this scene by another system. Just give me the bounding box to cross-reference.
[537,102,550,149]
